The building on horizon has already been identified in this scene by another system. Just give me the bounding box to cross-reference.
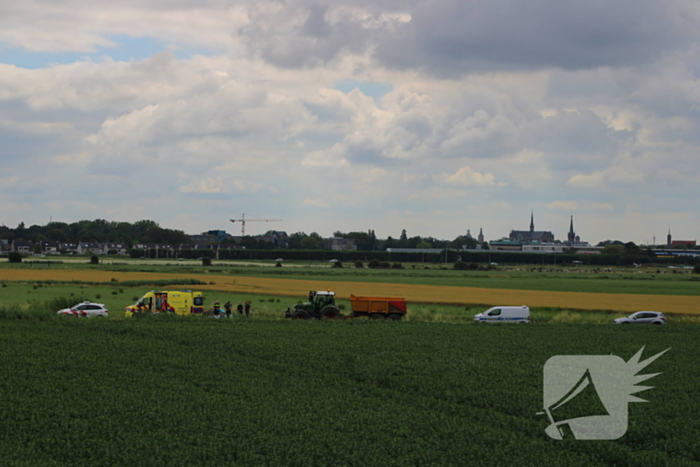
[508,212,554,244]
[667,228,696,248]
[562,215,590,247]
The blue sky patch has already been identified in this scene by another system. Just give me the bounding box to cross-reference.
[0,35,219,69]
[333,80,393,100]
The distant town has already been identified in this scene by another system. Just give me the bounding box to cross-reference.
[0,214,697,260]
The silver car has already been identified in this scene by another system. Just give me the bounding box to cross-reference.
[614,311,666,325]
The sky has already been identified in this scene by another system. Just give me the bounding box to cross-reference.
[1,0,700,245]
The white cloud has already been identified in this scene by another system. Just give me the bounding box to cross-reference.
[546,201,579,211]
[2,1,700,244]
[591,202,613,211]
[438,166,503,187]
[302,198,330,208]
[178,177,260,195]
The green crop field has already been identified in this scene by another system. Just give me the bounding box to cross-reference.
[0,317,697,466]
[4,259,700,296]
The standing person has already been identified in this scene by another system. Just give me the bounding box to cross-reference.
[244,301,251,317]
[224,301,232,317]
[213,300,221,318]
[236,302,243,315]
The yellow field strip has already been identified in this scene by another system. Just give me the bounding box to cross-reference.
[1,269,698,314]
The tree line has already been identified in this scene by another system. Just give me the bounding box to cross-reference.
[1,220,487,251]
[0,220,191,247]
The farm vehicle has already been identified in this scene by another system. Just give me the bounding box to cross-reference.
[284,290,407,320]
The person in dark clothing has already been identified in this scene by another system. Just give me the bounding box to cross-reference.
[213,300,221,318]
[224,301,232,317]
[237,302,243,315]
[244,301,251,317]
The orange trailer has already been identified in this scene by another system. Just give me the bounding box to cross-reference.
[349,294,408,320]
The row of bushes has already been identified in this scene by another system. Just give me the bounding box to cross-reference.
[7,248,698,267]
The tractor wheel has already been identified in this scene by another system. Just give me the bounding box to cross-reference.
[387,313,402,321]
[369,313,385,320]
[292,311,310,320]
[320,306,341,320]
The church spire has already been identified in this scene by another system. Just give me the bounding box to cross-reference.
[530,211,534,232]
[568,215,576,243]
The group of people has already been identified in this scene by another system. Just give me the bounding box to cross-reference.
[212,300,251,318]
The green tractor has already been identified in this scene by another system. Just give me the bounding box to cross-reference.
[284,290,342,320]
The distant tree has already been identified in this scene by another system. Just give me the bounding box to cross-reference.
[8,252,22,263]
[416,240,433,249]
[449,235,476,249]
[694,264,700,274]
[334,231,376,250]
[202,256,212,266]
[624,242,641,256]
[15,222,26,238]
[384,236,397,249]
[398,229,408,248]
[407,236,423,248]
[602,244,625,256]
[129,248,144,259]
[300,234,323,250]
[89,254,99,265]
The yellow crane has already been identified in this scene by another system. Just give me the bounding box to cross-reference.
[230,214,283,236]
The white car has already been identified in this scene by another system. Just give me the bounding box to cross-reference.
[474,306,531,324]
[614,311,666,325]
[57,301,109,318]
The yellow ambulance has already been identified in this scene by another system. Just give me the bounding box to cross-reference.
[125,290,205,317]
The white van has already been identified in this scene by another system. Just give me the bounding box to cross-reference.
[474,306,530,324]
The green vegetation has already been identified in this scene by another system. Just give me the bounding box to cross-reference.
[0,319,695,466]
[0,219,190,247]
[3,259,700,296]
[8,252,22,263]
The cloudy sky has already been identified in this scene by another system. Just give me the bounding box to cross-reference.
[2,0,700,244]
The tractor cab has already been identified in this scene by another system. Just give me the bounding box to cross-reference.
[285,290,339,319]
[310,290,335,310]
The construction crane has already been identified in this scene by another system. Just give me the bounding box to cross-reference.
[230,214,283,236]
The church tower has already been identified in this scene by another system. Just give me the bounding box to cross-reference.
[667,228,672,248]
[568,215,576,243]
[530,211,534,233]
[478,227,484,244]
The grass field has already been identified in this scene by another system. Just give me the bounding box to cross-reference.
[0,318,697,466]
[1,261,698,465]
[5,259,700,296]
[1,266,699,314]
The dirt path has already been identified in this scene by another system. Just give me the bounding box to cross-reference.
[1,269,697,314]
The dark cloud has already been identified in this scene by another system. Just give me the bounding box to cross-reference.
[528,110,632,171]
[242,4,375,68]
[374,0,697,75]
